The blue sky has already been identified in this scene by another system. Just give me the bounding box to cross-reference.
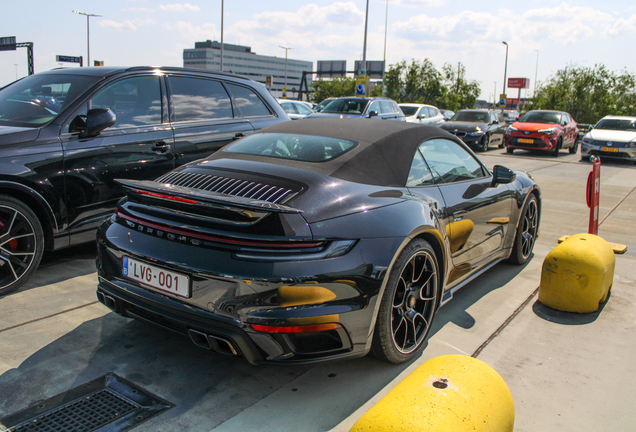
[1,0,635,101]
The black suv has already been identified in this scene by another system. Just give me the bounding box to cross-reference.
[0,66,289,294]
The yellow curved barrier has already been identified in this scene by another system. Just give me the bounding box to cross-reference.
[350,355,514,431]
[539,233,614,313]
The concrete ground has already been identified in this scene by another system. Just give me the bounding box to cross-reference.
[0,148,634,431]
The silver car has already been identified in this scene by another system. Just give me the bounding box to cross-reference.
[277,99,313,120]
[581,115,636,162]
[399,104,445,126]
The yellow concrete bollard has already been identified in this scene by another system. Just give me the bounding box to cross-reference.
[539,233,614,313]
[350,355,514,432]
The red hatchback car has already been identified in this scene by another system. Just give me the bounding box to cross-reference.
[505,110,579,156]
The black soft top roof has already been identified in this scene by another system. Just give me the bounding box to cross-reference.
[208,118,460,187]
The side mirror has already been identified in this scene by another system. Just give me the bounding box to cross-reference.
[73,108,116,138]
[368,110,378,118]
[492,165,516,185]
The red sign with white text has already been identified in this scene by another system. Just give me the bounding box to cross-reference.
[508,78,530,89]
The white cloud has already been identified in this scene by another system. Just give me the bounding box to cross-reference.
[99,20,138,31]
[122,7,155,12]
[99,18,156,31]
[393,4,615,47]
[163,21,218,42]
[390,0,444,8]
[603,14,636,37]
[159,3,200,12]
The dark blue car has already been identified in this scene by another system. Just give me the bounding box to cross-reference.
[306,97,405,121]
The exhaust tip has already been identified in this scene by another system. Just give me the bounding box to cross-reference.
[187,329,239,356]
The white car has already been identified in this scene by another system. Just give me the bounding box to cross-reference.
[277,99,313,120]
[581,115,636,162]
[398,104,445,126]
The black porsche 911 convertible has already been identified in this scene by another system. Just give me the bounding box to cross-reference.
[95,118,540,365]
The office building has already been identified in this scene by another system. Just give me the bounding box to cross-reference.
[183,40,313,98]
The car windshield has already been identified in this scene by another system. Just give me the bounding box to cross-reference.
[595,119,636,131]
[519,111,560,124]
[224,133,358,162]
[321,99,369,115]
[451,111,489,123]
[400,106,418,116]
[0,73,99,127]
[314,99,332,111]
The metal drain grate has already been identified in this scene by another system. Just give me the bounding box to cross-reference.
[1,374,173,432]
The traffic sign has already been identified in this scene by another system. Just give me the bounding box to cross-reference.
[56,55,83,65]
[0,36,16,51]
[356,76,370,97]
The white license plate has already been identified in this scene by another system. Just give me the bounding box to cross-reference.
[123,257,190,298]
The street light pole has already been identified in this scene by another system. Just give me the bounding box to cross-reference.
[493,81,497,105]
[502,41,508,111]
[383,0,388,67]
[72,10,102,66]
[279,46,293,98]
[533,49,539,98]
[220,0,224,72]
[362,0,369,75]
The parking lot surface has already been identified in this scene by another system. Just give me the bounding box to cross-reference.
[1,149,635,431]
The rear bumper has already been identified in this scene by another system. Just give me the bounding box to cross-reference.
[95,218,401,364]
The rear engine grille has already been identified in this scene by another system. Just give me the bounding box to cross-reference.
[156,172,296,204]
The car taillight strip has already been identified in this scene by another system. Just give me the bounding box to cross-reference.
[251,323,342,334]
[116,210,323,249]
[155,172,296,204]
[135,190,197,204]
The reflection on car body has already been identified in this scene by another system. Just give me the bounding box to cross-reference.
[95,118,541,366]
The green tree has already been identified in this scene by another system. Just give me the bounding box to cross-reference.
[310,77,356,103]
[439,63,481,112]
[531,64,636,124]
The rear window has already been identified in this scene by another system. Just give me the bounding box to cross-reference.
[400,106,418,116]
[224,133,357,162]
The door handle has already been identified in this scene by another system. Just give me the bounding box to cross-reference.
[151,142,170,153]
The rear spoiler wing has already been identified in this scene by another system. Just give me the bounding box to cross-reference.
[116,179,303,214]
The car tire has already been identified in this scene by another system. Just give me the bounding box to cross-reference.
[569,136,579,154]
[371,239,439,364]
[552,138,562,157]
[507,194,539,265]
[480,134,489,152]
[0,195,45,296]
[506,147,514,154]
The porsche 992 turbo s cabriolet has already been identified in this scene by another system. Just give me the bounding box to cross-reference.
[95,119,540,365]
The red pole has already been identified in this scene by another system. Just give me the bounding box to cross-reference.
[586,156,601,235]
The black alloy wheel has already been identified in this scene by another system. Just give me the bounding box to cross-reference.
[0,195,44,295]
[371,239,439,364]
[506,146,514,154]
[507,195,539,265]
[569,136,579,154]
[480,134,490,152]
